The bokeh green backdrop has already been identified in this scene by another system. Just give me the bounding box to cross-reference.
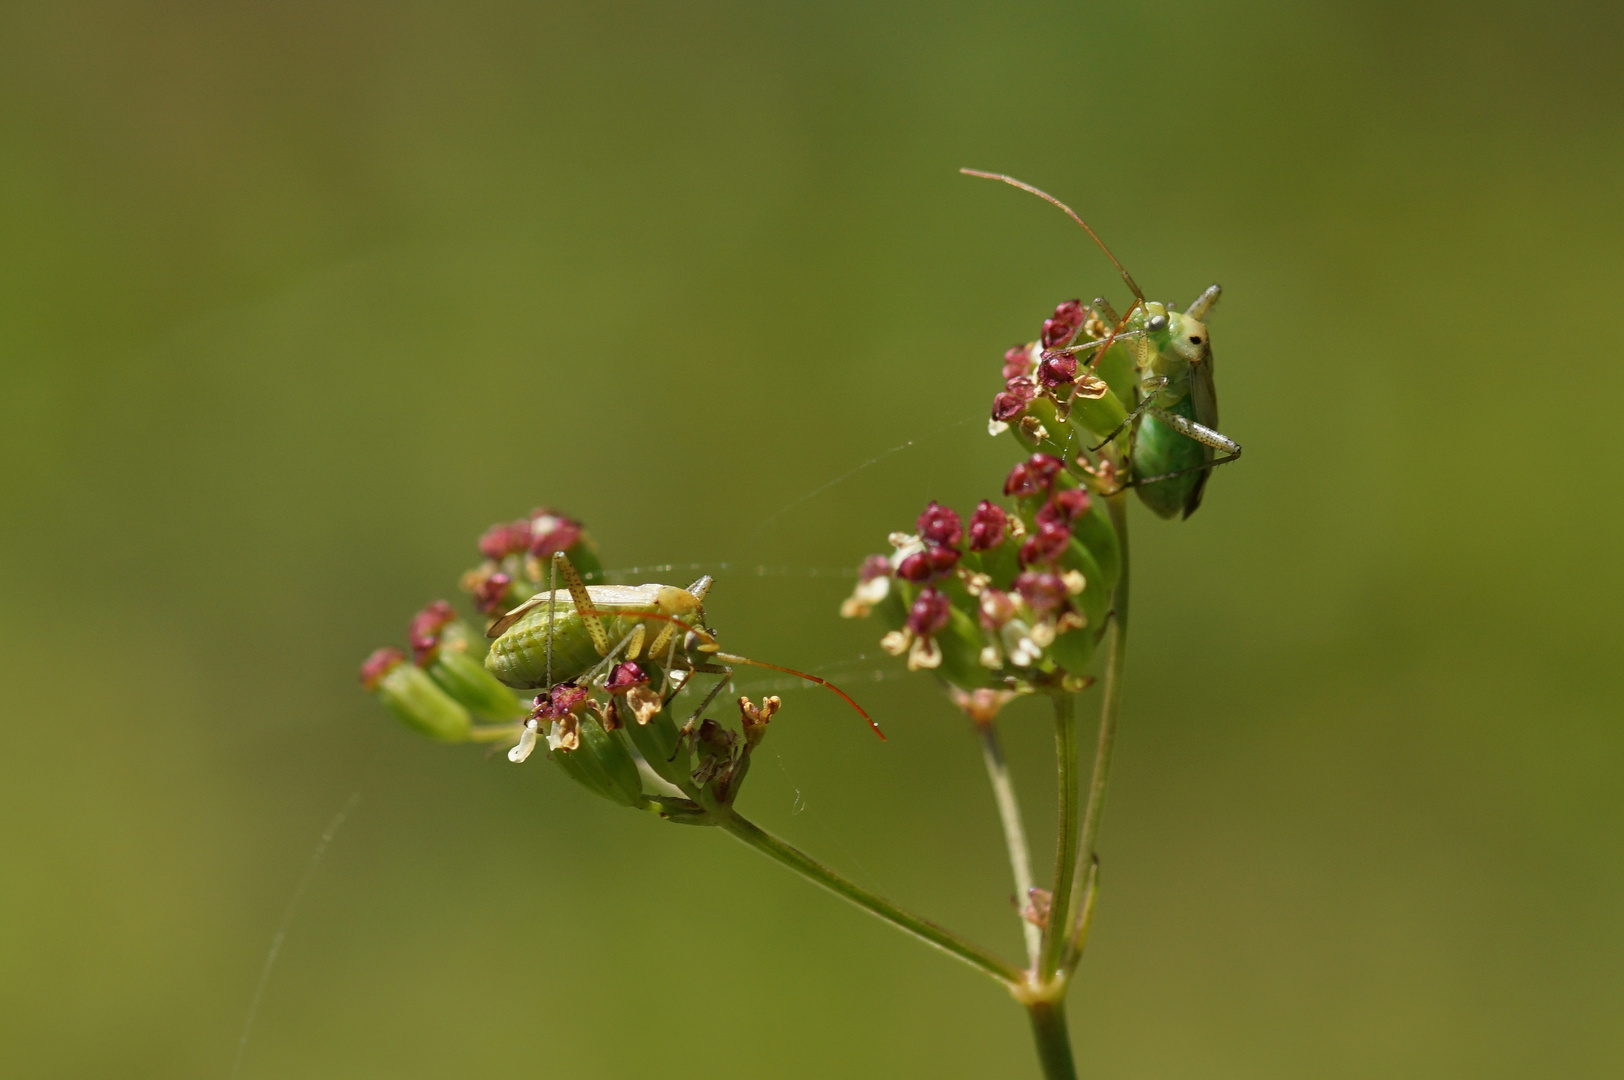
[3,3,1621,1077]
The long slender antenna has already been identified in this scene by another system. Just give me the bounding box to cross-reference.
[960,169,1145,303]
[715,651,886,741]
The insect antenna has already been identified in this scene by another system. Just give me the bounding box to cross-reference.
[959,169,1145,303]
[960,169,1149,375]
[567,607,885,740]
[713,652,886,741]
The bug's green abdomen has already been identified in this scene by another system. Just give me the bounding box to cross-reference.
[1133,395,1209,520]
[486,607,659,689]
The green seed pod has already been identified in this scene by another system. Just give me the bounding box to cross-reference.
[424,646,526,722]
[360,648,471,742]
[617,693,692,790]
[550,713,644,809]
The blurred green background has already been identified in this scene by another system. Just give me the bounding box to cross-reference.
[2,2,1620,1077]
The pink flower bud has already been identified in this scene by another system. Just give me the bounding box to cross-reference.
[408,600,456,646]
[479,520,532,560]
[967,500,1008,551]
[1041,318,1074,349]
[1052,299,1086,327]
[1014,571,1069,615]
[916,501,963,547]
[1036,487,1091,526]
[978,588,1017,629]
[1003,453,1063,497]
[359,647,405,691]
[473,571,514,615]
[528,510,583,558]
[1019,520,1072,566]
[858,554,892,582]
[906,587,952,638]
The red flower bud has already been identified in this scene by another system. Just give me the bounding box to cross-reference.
[1002,345,1031,380]
[359,647,405,691]
[535,682,590,720]
[1052,299,1086,327]
[1037,352,1078,389]
[1019,520,1072,566]
[967,500,1008,551]
[408,600,456,645]
[916,501,963,548]
[906,587,952,638]
[473,571,514,616]
[1036,487,1091,526]
[1041,318,1075,349]
[897,544,958,583]
[1003,453,1063,497]
[606,661,651,693]
[1014,571,1068,615]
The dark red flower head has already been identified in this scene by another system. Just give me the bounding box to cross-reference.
[967,500,1008,552]
[1014,571,1069,616]
[917,501,963,548]
[1019,519,1072,566]
[359,647,405,690]
[1003,453,1063,498]
[906,587,953,638]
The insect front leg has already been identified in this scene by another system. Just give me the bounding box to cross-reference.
[1088,375,1168,452]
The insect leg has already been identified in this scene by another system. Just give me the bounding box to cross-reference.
[1088,376,1168,452]
[1145,407,1240,456]
[555,551,611,656]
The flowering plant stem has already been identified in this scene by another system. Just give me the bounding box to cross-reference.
[717,809,1025,985]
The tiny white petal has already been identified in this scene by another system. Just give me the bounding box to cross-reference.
[508,720,539,763]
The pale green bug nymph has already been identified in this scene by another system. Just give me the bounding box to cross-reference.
[964,170,1244,518]
[487,551,882,762]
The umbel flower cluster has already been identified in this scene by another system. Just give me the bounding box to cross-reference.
[843,296,1141,696]
[358,509,781,821]
[841,455,1119,696]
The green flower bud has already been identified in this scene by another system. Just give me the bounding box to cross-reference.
[360,648,471,742]
[423,645,527,722]
[549,712,644,809]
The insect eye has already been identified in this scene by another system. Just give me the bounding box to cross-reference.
[1189,335,1202,345]
[1146,314,1168,333]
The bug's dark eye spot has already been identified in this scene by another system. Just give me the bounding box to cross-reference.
[1189,335,1202,344]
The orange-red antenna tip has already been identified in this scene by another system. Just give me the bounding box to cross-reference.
[717,653,885,740]
[959,168,1144,303]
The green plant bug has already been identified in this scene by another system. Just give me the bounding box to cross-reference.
[485,551,883,739]
[962,170,1243,518]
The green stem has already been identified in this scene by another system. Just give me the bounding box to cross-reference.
[1026,1001,1078,1080]
[717,809,1024,986]
[1065,492,1130,967]
[1038,691,1079,981]
[978,720,1041,967]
